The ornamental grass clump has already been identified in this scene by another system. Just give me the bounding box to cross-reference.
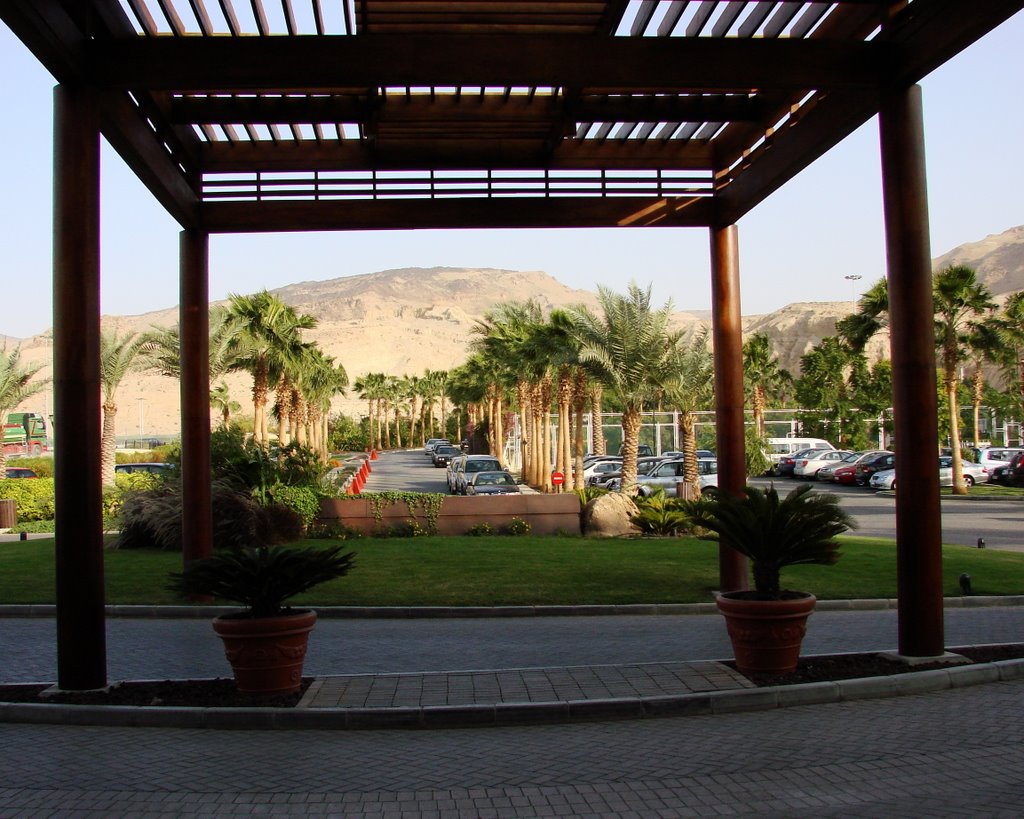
[685,483,854,597]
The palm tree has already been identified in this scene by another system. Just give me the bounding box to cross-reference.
[209,381,241,429]
[228,291,316,448]
[144,305,241,382]
[932,265,996,493]
[0,347,49,472]
[662,328,714,496]
[837,278,889,352]
[987,292,1024,422]
[564,283,683,494]
[100,328,149,485]
[742,333,790,438]
[795,337,857,445]
[353,372,385,449]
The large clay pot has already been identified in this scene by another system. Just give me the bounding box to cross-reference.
[715,592,816,674]
[212,609,317,695]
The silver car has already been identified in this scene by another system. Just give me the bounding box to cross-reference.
[633,458,718,497]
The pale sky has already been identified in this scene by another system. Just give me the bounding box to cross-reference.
[2,11,1022,340]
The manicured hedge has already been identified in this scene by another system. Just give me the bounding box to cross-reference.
[0,477,56,522]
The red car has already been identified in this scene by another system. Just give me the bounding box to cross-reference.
[830,464,860,485]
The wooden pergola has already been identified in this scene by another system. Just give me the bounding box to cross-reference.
[3,0,1020,689]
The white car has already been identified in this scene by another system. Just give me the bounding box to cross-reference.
[581,458,623,485]
[793,450,854,479]
[868,456,987,491]
[975,447,1024,483]
[633,458,718,497]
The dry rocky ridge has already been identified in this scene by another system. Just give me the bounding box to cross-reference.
[6,225,1024,436]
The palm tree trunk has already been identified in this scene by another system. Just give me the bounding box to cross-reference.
[101,401,117,487]
[945,364,967,495]
[572,370,588,491]
[680,411,699,498]
[752,385,766,438]
[619,406,642,494]
[540,376,553,492]
[972,367,984,447]
[590,384,606,455]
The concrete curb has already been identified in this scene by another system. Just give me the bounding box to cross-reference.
[2,657,1022,731]
[2,596,1023,618]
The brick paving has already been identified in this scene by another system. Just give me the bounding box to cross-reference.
[301,662,752,709]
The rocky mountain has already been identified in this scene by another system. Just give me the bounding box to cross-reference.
[8,226,1023,436]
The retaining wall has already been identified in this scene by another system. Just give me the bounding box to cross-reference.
[319,494,582,536]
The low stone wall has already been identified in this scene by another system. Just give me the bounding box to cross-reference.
[319,494,582,536]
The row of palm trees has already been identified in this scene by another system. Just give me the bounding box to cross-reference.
[444,283,715,496]
[93,291,348,485]
[352,369,454,451]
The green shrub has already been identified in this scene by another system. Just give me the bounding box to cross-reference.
[631,489,691,536]
[467,522,494,536]
[574,486,610,504]
[0,477,55,522]
[506,516,531,536]
[269,483,321,528]
[8,456,54,477]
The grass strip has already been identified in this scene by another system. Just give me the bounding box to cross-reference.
[2,535,1024,606]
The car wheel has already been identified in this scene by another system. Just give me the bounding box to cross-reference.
[964,476,975,487]
[700,486,720,499]
[890,481,896,490]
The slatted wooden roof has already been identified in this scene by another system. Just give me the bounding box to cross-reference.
[3,1,1021,233]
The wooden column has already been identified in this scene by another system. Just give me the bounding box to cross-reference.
[53,84,105,690]
[710,224,748,592]
[879,84,944,657]
[180,230,212,565]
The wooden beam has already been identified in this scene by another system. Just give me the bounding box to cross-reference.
[714,90,881,225]
[201,195,717,232]
[98,91,203,229]
[199,138,715,172]
[87,34,886,92]
[168,90,767,126]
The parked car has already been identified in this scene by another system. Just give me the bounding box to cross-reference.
[446,454,467,493]
[581,458,623,485]
[633,457,718,498]
[424,438,450,456]
[115,463,176,475]
[454,455,504,494]
[854,452,895,486]
[3,466,38,478]
[431,444,461,467]
[765,437,834,474]
[990,451,1024,487]
[775,446,833,478]
[660,449,714,460]
[589,454,667,487]
[464,471,521,496]
[870,456,987,491]
[793,450,854,480]
[975,447,1024,483]
[820,450,889,483]
[618,444,654,457]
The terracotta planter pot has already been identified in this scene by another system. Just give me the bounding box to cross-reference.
[715,592,817,674]
[212,609,317,695]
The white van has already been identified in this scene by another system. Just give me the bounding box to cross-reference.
[765,438,834,473]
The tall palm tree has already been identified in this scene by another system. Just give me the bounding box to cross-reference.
[742,333,790,438]
[353,372,384,449]
[987,292,1024,422]
[933,265,996,493]
[227,291,316,448]
[662,328,714,496]
[100,328,149,485]
[795,337,856,445]
[564,283,683,494]
[209,381,241,429]
[0,347,49,472]
[144,305,241,382]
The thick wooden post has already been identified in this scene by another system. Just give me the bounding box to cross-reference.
[710,224,748,592]
[879,84,944,657]
[53,84,106,690]
[180,230,212,565]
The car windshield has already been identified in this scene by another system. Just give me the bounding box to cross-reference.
[466,460,500,473]
[476,473,514,486]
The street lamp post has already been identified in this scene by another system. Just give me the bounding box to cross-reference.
[844,274,863,307]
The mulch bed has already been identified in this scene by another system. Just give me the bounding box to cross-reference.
[732,644,1024,687]
[1,645,1021,707]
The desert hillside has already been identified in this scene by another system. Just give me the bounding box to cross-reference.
[7,224,1024,436]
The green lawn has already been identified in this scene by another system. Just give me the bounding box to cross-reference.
[2,535,1024,606]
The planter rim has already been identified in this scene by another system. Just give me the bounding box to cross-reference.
[718,590,815,603]
[213,608,317,625]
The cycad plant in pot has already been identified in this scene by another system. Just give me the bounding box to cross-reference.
[169,543,355,695]
[686,483,854,673]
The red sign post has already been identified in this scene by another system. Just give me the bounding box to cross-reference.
[551,471,565,491]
